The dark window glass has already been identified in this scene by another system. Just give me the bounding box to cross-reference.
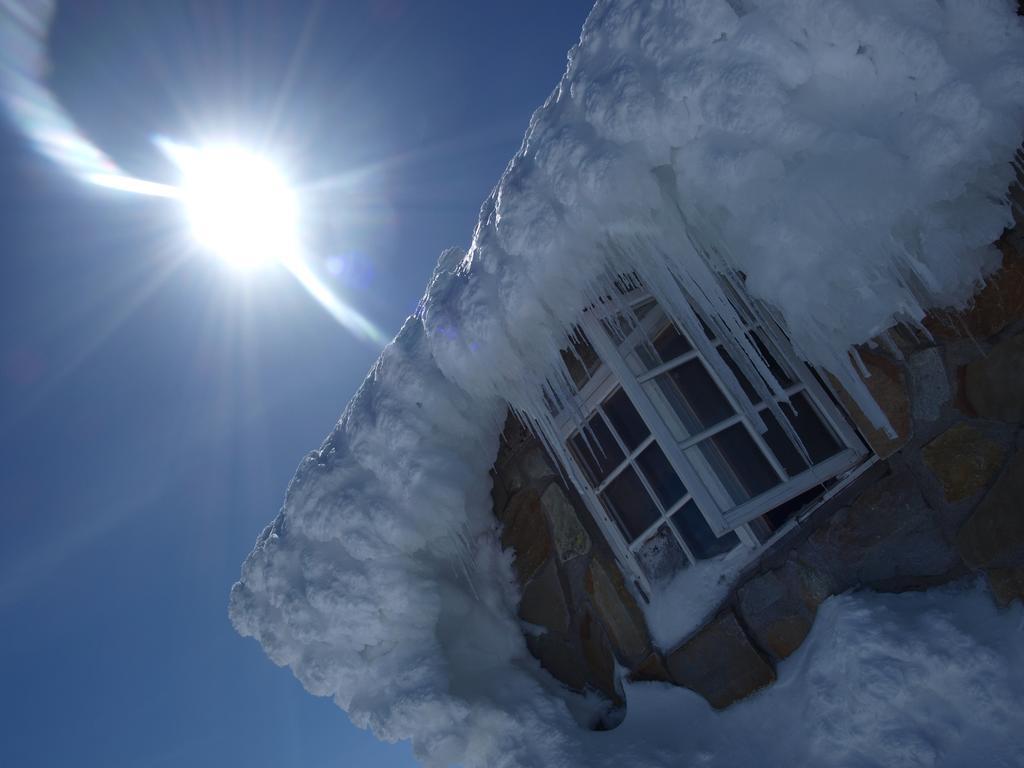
[636,443,686,508]
[781,392,841,465]
[601,466,660,541]
[636,525,688,584]
[653,323,693,364]
[697,422,779,503]
[657,359,734,433]
[716,334,793,405]
[758,486,822,538]
[602,388,649,451]
[560,330,601,391]
[670,501,740,560]
[719,349,759,403]
[761,410,809,477]
[568,414,624,485]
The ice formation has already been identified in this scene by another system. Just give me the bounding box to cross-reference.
[231,1,1024,765]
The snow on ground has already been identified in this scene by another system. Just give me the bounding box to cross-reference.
[616,584,1024,768]
[231,1,1024,766]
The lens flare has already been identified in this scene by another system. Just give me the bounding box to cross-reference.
[161,140,298,270]
[0,0,388,346]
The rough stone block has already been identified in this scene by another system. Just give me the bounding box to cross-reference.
[665,610,776,709]
[578,612,620,703]
[540,482,591,562]
[964,333,1024,423]
[908,347,951,424]
[518,561,569,634]
[736,560,825,661]
[628,652,672,684]
[506,445,557,494]
[829,348,912,459]
[921,423,1006,503]
[585,556,651,666]
[986,567,1024,606]
[957,450,1024,569]
[798,470,959,591]
[926,252,1024,341]
[526,632,588,693]
[500,488,552,585]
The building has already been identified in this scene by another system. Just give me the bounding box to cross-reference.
[230,1,1024,759]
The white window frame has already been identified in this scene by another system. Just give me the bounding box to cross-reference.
[553,287,867,589]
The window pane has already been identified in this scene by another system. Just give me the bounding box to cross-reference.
[636,443,686,508]
[560,330,600,392]
[781,392,842,465]
[670,500,740,560]
[719,349,759,403]
[652,359,734,435]
[716,334,793,405]
[690,422,779,505]
[653,323,693,364]
[761,410,809,477]
[600,465,660,541]
[636,525,688,584]
[602,388,649,451]
[569,414,624,485]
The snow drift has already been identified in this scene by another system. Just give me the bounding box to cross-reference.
[231,1,1024,765]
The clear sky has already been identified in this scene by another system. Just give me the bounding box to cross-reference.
[0,2,592,766]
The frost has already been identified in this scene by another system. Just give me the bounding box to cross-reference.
[231,1,1024,765]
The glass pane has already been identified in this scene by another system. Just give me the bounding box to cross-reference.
[670,500,740,560]
[690,422,779,505]
[560,330,600,392]
[761,410,809,477]
[716,334,793,405]
[636,525,688,584]
[653,323,693,364]
[719,349,759,403]
[602,388,649,451]
[568,414,624,486]
[636,443,686,508]
[600,465,660,541]
[781,392,842,465]
[652,359,734,435]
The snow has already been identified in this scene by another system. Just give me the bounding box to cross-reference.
[641,550,748,650]
[230,1,1024,765]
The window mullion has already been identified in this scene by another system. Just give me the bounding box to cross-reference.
[690,353,789,483]
[581,313,733,538]
[636,348,701,383]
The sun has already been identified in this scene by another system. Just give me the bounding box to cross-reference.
[164,141,299,269]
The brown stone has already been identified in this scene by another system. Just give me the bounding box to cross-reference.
[628,652,672,684]
[957,450,1024,569]
[665,610,776,709]
[926,254,1024,341]
[540,482,591,562]
[500,488,552,585]
[736,560,826,661]
[518,561,569,634]
[798,470,959,591]
[986,567,1024,606]
[526,633,588,693]
[585,556,651,665]
[921,423,1006,503]
[579,612,621,703]
[828,348,911,459]
[964,333,1024,423]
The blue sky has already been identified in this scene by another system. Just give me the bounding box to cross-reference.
[0,2,592,765]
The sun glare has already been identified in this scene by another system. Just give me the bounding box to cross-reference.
[165,142,298,269]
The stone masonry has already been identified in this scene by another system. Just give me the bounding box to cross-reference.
[490,151,1024,723]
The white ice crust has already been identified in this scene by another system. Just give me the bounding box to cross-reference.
[231,2,1024,765]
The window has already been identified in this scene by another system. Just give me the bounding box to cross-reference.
[552,282,865,589]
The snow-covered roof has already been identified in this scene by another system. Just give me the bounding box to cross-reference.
[229,2,1024,765]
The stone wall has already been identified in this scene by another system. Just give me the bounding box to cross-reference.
[490,152,1024,721]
